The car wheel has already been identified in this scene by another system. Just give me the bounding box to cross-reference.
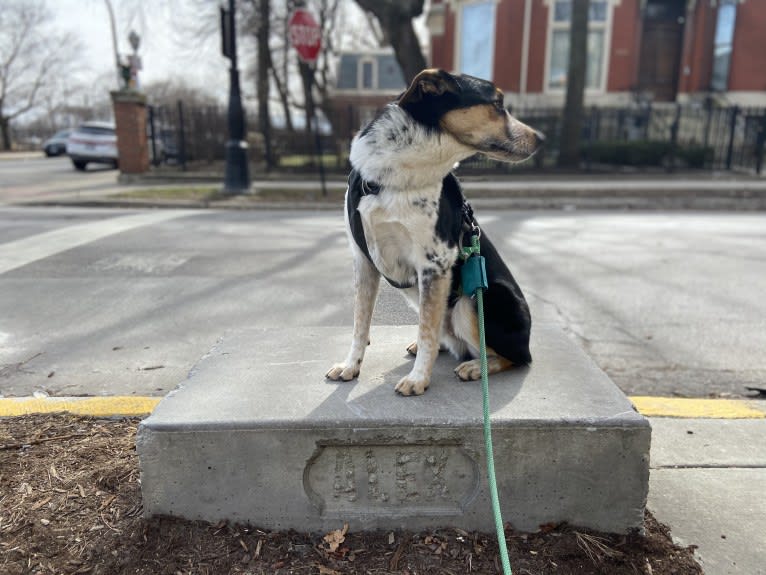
[72,160,88,171]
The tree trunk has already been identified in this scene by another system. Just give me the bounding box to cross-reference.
[353,0,427,83]
[0,118,11,151]
[558,0,589,168]
[255,0,274,170]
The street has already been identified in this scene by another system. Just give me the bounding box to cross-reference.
[1,204,764,399]
[0,154,121,204]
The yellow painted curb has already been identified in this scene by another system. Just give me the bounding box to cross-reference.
[630,396,765,419]
[0,396,162,417]
[1,395,763,420]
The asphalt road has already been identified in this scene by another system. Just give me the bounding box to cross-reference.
[0,205,763,399]
[0,154,120,204]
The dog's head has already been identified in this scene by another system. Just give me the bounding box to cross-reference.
[397,68,544,163]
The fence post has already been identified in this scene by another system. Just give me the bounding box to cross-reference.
[668,104,681,173]
[177,100,187,171]
[148,105,159,166]
[584,106,597,172]
[725,105,740,171]
[756,112,766,176]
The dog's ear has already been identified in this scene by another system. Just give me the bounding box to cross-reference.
[398,69,460,107]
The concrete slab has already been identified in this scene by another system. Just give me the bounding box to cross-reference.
[648,418,766,574]
[649,469,766,575]
[137,324,650,533]
[650,419,766,468]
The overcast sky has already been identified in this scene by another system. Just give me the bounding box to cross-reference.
[49,0,226,96]
[47,0,429,104]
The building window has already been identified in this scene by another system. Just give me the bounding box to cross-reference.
[711,0,737,92]
[457,1,496,80]
[547,0,608,91]
[358,58,376,91]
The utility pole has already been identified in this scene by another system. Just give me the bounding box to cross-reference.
[221,0,251,194]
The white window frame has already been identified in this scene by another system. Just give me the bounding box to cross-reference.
[452,0,499,81]
[542,0,619,94]
[357,57,378,91]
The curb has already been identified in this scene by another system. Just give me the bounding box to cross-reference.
[1,395,763,419]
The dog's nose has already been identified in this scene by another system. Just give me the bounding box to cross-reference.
[534,130,546,148]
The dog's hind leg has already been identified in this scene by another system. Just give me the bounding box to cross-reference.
[395,271,451,396]
[450,296,513,381]
[326,253,380,381]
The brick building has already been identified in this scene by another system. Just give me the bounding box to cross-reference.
[426,0,766,107]
[329,50,407,138]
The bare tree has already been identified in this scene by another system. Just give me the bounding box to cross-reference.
[245,0,276,169]
[353,0,427,83]
[0,1,78,149]
[559,0,589,167]
[142,78,219,108]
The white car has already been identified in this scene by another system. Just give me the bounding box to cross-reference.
[67,121,118,170]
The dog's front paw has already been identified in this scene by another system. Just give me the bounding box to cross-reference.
[455,359,482,381]
[406,341,418,356]
[326,362,360,382]
[395,375,429,396]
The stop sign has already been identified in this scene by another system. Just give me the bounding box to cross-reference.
[288,9,322,64]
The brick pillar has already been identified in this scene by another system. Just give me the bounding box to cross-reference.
[110,90,149,174]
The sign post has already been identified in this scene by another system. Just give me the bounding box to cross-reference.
[288,8,327,196]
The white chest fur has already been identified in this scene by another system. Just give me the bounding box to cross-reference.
[357,187,458,288]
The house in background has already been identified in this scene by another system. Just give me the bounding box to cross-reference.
[426,0,766,107]
[329,50,407,138]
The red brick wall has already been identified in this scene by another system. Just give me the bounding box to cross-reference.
[493,0,524,92]
[728,1,766,91]
[526,0,549,93]
[111,93,149,174]
[429,0,455,72]
[606,0,641,92]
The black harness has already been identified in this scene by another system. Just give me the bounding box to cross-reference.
[346,169,479,294]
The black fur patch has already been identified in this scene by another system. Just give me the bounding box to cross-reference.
[399,74,502,129]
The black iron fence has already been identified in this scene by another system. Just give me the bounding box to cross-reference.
[148,101,766,175]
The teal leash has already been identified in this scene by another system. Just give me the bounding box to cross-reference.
[461,230,512,575]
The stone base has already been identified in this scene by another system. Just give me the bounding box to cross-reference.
[137,325,650,533]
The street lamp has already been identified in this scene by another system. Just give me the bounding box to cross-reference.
[220,0,251,195]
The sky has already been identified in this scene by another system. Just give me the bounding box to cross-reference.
[49,0,226,97]
[47,0,430,106]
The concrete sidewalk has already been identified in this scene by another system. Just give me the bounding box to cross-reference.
[647,417,766,574]
[10,172,766,210]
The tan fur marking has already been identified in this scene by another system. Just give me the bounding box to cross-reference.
[451,296,513,381]
[440,105,505,145]
[395,272,451,396]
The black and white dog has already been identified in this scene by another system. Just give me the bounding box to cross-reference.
[326,69,544,396]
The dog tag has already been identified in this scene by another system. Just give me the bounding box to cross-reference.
[461,255,488,296]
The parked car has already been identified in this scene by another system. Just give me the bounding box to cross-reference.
[42,129,72,156]
[67,121,118,170]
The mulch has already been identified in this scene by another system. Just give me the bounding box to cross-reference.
[1,414,702,575]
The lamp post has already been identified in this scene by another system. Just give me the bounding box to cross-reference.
[221,0,251,195]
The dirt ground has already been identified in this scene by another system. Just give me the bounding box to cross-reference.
[1,414,702,575]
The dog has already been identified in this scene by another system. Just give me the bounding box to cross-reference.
[326,68,544,396]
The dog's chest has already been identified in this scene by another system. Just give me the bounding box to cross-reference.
[358,191,457,287]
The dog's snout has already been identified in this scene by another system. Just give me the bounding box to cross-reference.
[533,130,546,149]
